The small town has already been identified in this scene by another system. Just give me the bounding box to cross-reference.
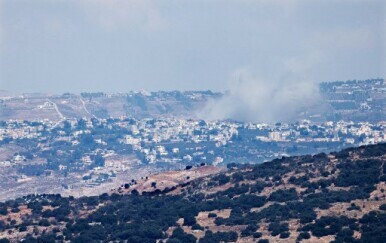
[0,79,385,201]
[1,116,386,201]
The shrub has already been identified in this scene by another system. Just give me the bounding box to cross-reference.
[191,224,204,230]
[241,224,258,237]
[297,232,310,240]
[269,188,298,202]
[379,204,386,211]
[19,225,27,232]
[279,232,290,238]
[216,174,230,185]
[257,239,269,243]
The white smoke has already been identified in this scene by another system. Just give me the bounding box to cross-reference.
[199,66,322,123]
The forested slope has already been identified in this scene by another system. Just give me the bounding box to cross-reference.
[0,144,385,242]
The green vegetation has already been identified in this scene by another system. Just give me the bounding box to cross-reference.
[0,143,385,242]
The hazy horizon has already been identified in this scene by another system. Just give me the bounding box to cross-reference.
[1,0,385,122]
[1,0,385,94]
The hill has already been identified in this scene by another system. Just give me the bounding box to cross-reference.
[0,144,385,242]
[0,91,220,121]
[1,78,385,123]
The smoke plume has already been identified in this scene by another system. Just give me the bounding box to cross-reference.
[199,67,322,123]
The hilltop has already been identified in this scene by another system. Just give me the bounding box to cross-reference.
[0,143,385,242]
[1,79,385,122]
[0,91,220,121]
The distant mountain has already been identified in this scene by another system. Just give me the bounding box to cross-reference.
[0,143,385,242]
[0,78,385,122]
[0,91,221,121]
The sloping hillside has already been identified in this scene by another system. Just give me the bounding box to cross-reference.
[0,91,220,121]
[0,144,385,243]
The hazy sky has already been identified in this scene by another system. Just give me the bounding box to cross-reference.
[0,0,385,93]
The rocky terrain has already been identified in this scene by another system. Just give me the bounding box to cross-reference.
[0,143,385,242]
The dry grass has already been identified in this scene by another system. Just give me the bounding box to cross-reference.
[115,166,224,195]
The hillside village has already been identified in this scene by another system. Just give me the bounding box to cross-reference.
[1,115,386,201]
[0,79,385,200]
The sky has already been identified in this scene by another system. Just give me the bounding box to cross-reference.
[0,0,385,93]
